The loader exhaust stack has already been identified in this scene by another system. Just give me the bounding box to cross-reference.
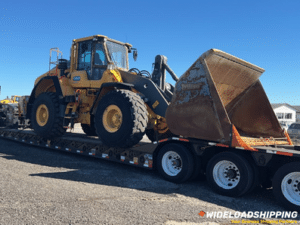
[166,49,291,148]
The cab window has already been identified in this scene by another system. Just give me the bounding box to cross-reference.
[77,41,92,77]
[106,41,127,70]
[90,43,107,80]
[94,43,107,66]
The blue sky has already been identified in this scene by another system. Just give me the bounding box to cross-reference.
[1,0,300,104]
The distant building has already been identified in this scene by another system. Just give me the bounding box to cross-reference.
[293,106,300,123]
[271,103,300,126]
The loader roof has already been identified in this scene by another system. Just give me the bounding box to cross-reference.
[72,34,132,48]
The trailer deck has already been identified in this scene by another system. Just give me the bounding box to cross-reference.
[0,128,157,169]
[1,127,300,166]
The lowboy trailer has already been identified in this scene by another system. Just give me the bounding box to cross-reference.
[0,126,300,212]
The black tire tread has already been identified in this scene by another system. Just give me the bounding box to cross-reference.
[32,92,66,138]
[122,90,148,147]
[95,89,148,148]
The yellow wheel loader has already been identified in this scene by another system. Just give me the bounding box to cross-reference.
[0,95,29,128]
[25,34,289,150]
[0,95,21,104]
[27,35,178,147]
[0,96,20,127]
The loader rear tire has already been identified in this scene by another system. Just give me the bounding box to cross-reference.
[94,90,148,148]
[31,92,66,138]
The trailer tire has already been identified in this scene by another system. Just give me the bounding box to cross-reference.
[95,90,148,148]
[31,92,66,138]
[189,155,203,181]
[273,162,300,211]
[157,143,194,183]
[206,152,254,197]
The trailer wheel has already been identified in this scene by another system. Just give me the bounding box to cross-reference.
[31,92,66,138]
[206,152,254,197]
[157,143,194,183]
[273,162,300,211]
[95,90,148,148]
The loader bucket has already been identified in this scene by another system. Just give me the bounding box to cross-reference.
[165,49,290,147]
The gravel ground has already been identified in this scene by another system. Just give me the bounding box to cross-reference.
[0,127,299,224]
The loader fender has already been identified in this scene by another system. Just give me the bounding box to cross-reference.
[119,71,169,117]
[26,76,63,120]
[90,82,134,115]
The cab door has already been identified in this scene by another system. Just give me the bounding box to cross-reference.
[70,40,92,88]
[91,42,107,80]
[90,42,117,88]
[71,40,110,88]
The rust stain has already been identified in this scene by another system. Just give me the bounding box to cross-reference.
[166,56,231,144]
[174,60,211,106]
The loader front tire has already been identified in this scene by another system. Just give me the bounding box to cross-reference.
[94,90,148,148]
[31,92,66,138]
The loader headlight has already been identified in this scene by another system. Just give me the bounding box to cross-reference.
[165,83,171,91]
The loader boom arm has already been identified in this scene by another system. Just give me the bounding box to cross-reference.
[151,55,179,91]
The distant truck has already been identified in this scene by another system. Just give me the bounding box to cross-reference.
[0,35,299,212]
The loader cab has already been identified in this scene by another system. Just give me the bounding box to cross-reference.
[77,39,108,80]
[72,35,130,81]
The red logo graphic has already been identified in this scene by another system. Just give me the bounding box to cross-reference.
[199,211,206,217]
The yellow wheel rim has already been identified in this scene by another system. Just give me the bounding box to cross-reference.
[102,105,123,133]
[36,104,49,127]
